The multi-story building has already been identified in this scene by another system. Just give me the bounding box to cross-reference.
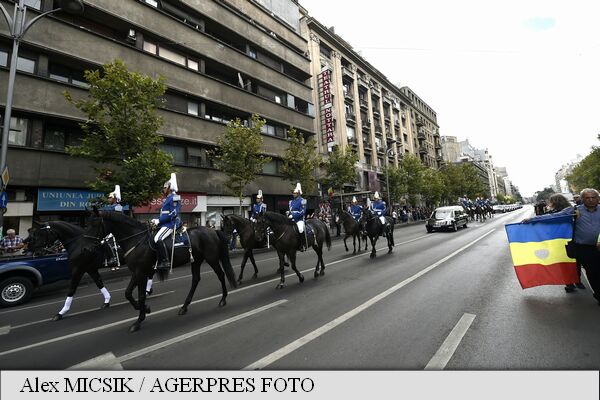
[441,135,461,164]
[300,15,441,202]
[0,0,315,233]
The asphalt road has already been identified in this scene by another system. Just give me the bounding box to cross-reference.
[1,206,599,370]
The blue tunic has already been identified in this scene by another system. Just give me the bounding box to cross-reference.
[106,203,123,213]
[348,204,363,221]
[289,197,306,222]
[371,200,387,217]
[158,193,182,230]
[251,202,267,219]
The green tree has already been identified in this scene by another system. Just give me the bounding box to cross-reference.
[420,168,445,206]
[64,59,172,207]
[496,193,506,204]
[566,136,600,192]
[385,165,407,205]
[459,163,487,198]
[212,114,271,214]
[323,145,359,209]
[281,128,321,194]
[534,186,555,202]
[399,155,425,206]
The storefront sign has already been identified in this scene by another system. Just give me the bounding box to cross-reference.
[37,188,104,211]
[318,68,335,144]
[133,193,207,214]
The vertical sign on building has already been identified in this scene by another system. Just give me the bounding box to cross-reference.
[318,68,335,148]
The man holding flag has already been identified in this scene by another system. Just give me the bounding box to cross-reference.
[513,188,600,306]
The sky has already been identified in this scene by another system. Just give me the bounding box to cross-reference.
[298,0,600,197]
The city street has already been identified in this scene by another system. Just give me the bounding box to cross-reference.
[1,206,599,370]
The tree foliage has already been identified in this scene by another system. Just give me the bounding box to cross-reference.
[64,59,172,207]
[385,165,407,205]
[399,155,425,206]
[566,136,600,192]
[323,145,359,198]
[420,168,445,206]
[280,128,321,194]
[534,186,556,202]
[212,114,271,210]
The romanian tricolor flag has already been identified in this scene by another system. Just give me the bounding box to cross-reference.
[505,215,579,289]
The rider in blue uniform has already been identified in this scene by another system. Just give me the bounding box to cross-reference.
[105,185,123,269]
[153,173,182,270]
[348,196,363,222]
[250,190,267,222]
[289,183,307,251]
[370,191,389,233]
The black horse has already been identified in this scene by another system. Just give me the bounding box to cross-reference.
[362,208,395,259]
[254,212,331,289]
[336,210,367,254]
[28,221,112,320]
[86,211,236,332]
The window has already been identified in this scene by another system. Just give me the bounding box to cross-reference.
[160,144,186,164]
[347,126,355,142]
[143,40,157,54]
[158,47,186,66]
[261,124,275,136]
[44,128,66,151]
[0,50,7,67]
[187,59,199,71]
[262,160,278,175]
[187,102,198,116]
[9,117,28,146]
[145,0,159,7]
[248,47,257,59]
[16,56,35,73]
[24,0,41,10]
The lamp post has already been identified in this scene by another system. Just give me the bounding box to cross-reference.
[384,138,397,210]
[0,0,84,234]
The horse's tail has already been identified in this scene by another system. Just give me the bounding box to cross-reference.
[216,230,237,289]
[324,222,332,251]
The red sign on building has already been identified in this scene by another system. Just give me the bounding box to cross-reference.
[318,68,335,145]
[133,192,205,214]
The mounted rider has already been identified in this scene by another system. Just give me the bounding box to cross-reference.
[104,185,122,270]
[348,196,363,223]
[153,173,182,271]
[370,191,390,232]
[250,189,267,222]
[289,182,307,252]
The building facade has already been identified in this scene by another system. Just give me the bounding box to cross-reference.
[300,15,441,203]
[0,0,315,233]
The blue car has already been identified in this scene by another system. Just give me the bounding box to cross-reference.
[0,252,71,307]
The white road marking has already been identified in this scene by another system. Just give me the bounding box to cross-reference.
[243,229,495,370]
[0,326,10,336]
[9,292,175,331]
[425,313,476,370]
[69,300,288,370]
[0,234,434,356]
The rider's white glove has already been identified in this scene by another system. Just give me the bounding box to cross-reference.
[150,219,159,226]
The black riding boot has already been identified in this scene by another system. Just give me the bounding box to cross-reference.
[295,226,306,252]
[156,239,171,270]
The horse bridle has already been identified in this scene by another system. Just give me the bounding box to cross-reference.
[88,216,151,258]
[37,225,95,248]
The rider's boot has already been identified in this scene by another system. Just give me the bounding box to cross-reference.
[295,225,306,252]
[156,239,171,270]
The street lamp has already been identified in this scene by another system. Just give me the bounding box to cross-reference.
[0,0,84,232]
[384,138,397,210]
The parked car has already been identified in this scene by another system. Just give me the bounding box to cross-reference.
[0,252,71,307]
[426,206,468,233]
[493,204,506,213]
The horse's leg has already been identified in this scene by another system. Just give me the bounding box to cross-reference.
[53,268,85,321]
[124,275,139,310]
[289,251,304,284]
[248,251,259,280]
[343,234,349,252]
[146,269,155,295]
[315,240,325,277]
[237,250,250,285]
[275,251,287,289]
[88,268,111,309]
[179,258,203,315]
[370,236,377,259]
[129,273,149,333]
[209,260,228,307]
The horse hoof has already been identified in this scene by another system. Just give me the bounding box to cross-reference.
[388,249,393,254]
[178,307,188,316]
[129,323,140,333]
[252,273,258,280]
[370,253,375,259]
[299,274,305,283]
[145,306,151,314]
[314,271,319,279]
[146,288,153,296]
[218,299,227,307]
[101,303,110,309]
[276,283,285,289]
[320,270,325,276]
[52,314,63,321]
[277,267,284,274]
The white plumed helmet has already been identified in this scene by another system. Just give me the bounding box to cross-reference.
[164,173,178,192]
[373,191,380,200]
[352,196,357,203]
[256,189,263,199]
[293,182,302,195]
[108,185,121,202]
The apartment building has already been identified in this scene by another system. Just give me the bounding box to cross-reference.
[300,15,441,200]
[0,0,315,232]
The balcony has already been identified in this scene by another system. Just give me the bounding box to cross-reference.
[435,142,442,150]
[401,111,407,119]
[384,114,391,123]
[372,109,381,118]
[394,119,400,129]
[432,128,440,137]
[359,98,368,110]
[419,145,427,154]
[417,130,426,140]
[416,116,425,127]
[344,89,354,102]
[363,141,372,151]
[371,86,381,97]
[376,147,384,155]
[342,66,354,79]
[358,76,369,88]
[374,124,383,135]
[361,118,371,128]
[346,112,356,125]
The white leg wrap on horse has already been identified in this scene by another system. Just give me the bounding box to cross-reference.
[59,296,73,315]
[146,279,153,292]
[100,287,110,303]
